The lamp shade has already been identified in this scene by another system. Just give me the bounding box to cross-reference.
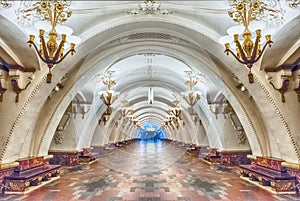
[68,35,81,44]
[248,20,266,31]
[219,35,233,44]
[227,25,244,36]
[56,25,73,35]
[33,20,52,32]
[24,26,39,36]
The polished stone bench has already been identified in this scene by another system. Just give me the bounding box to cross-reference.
[79,148,97,164]
[240,163,296,194]
[3,164,60,194]
[200,148,221,164]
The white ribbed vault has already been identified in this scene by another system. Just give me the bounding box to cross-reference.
[0,1,299,165]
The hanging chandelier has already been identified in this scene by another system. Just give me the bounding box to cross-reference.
[21,0,81,83]
[120,100,134,118]
[219,0,285,83]
[99,72,119,111]
[168,98,181,119]
[181,72,201,107]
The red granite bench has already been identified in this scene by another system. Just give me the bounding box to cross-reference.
[240,164,296,193]
[3,164,60,193]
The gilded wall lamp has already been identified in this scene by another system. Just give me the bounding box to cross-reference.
[167,97,182,125]
[181,71,201,108]
[219,0,283,83]
[22,0,81,83]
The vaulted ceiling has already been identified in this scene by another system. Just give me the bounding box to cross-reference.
[0,1,299,164]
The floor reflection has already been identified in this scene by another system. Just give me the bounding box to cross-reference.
[1,140,299,201]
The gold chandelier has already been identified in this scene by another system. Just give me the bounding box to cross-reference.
[120,100,134,118]
[24,0,81,83]
[181,72,201,107]
[168,98,181,119]
[219,0,282,83]
[99,72,119,111]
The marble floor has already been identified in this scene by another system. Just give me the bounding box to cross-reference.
[0,140,299,201]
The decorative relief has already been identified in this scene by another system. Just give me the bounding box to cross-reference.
[18,156,44,170]
[273,181,295,192]
[5,181,30,192]
[126,0,173,15]
[54,111,72,144]
[229,112,247,145]
[256,156,283,171]
[128,32,172,41]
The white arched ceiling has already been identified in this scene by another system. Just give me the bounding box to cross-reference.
[0,1,299,164]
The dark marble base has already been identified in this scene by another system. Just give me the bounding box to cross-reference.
[220,150,252,166]
[79,148,97,164]
[48,151,79,166]
[2,157,60,194]
[240,157,297,194]
[0,167,15,194]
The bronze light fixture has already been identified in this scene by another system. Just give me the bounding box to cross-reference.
[181,71,201,107]
[219,0,281,83]
[23,0,81,83]
[99,72,119,118]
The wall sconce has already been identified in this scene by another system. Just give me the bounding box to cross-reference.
[265,66,293,103]
[208,100,232,119]
[293,66,300,102]
[0,58,35,102]
[19,0,81,83]
[0,69,7,102]
[72,102,91,119]
[219,0,284,83]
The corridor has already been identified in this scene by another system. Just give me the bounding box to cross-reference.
[0,141,298,201]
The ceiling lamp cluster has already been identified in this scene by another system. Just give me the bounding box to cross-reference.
[119,100,134,118]
[99,71,119,125]
[164,97,182,129]
[130,115,142,128]
[181,71,201,108]
[99,71,119,112]
[219,0,284,83]
[19,0,81,83]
